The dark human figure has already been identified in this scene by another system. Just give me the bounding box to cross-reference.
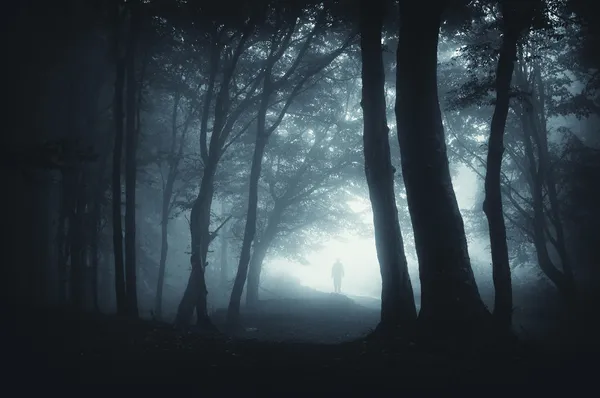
[332,259,345,294]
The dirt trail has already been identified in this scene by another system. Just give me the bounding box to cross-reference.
[211,293,380,343]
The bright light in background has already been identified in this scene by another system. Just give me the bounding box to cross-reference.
[266,164,492,300]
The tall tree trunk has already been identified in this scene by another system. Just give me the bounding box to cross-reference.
[360,0,416,334]
[174,15,259,329]
[124,2,139,317]
[227,121,269,327]
[111,2,126,316]
[90,199,100,312]
[175,163,217,328]
[530,63,574,290]
[155,181,172,320]
[395,4,489,338]
[483,9,518,331]
[220,202,229,290]
[513,58,576,304]
[56,182,69,305]
[245,237,271,309]
[156,91,191,319]
[521,113,575,302]
[484,0,538,331]
[69,173,86,309]
[155,97,180,320]
[227,85,274,327]
[245,202,283,308]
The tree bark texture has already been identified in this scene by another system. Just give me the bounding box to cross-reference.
[360,0,417,332]
[395,4,489,337]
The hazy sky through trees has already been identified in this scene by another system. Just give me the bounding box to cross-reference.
[233,164,484,299]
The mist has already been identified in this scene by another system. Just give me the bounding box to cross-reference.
[5,0,599,387]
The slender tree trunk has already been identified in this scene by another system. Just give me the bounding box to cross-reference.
[360,0,416,333]
[227,92,271,327]
[90,199,100,312]
[175,162,217,328]
[111,2,127,316]
[521,114,575,302]
[246,238,270,309]
[220,201,229,290]
[174,17,257,329]
[245,202,283,308]
[530,64,574,288]
[155,186,171,320]
[395,4,489,338]
[227,135,268,327]
[124,2,139,317]
[483,23,519,331]
[485,0,539,330]
[56,182,69,305]
[512,57,576,304]
[69,173,86,309]
[156,92,189,319]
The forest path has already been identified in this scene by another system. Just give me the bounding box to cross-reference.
[211,293,381,344]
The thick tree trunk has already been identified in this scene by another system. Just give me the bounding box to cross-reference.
[124,2,139,317]
[111,5,127,315]
[360,0,417,333]
[483,26,519,330]
[395,4,489,337]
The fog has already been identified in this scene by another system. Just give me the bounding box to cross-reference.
[147,161,550,340]
[7,0,599,382]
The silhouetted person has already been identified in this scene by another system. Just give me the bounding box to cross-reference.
[332,259,344,294]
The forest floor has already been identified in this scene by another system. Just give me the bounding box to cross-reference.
[4,294,598,389]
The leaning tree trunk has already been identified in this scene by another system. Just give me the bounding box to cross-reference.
[395,4,489,339]
[360,0,417,333]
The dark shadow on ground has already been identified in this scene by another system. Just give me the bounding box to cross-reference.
[3,296,599,389]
